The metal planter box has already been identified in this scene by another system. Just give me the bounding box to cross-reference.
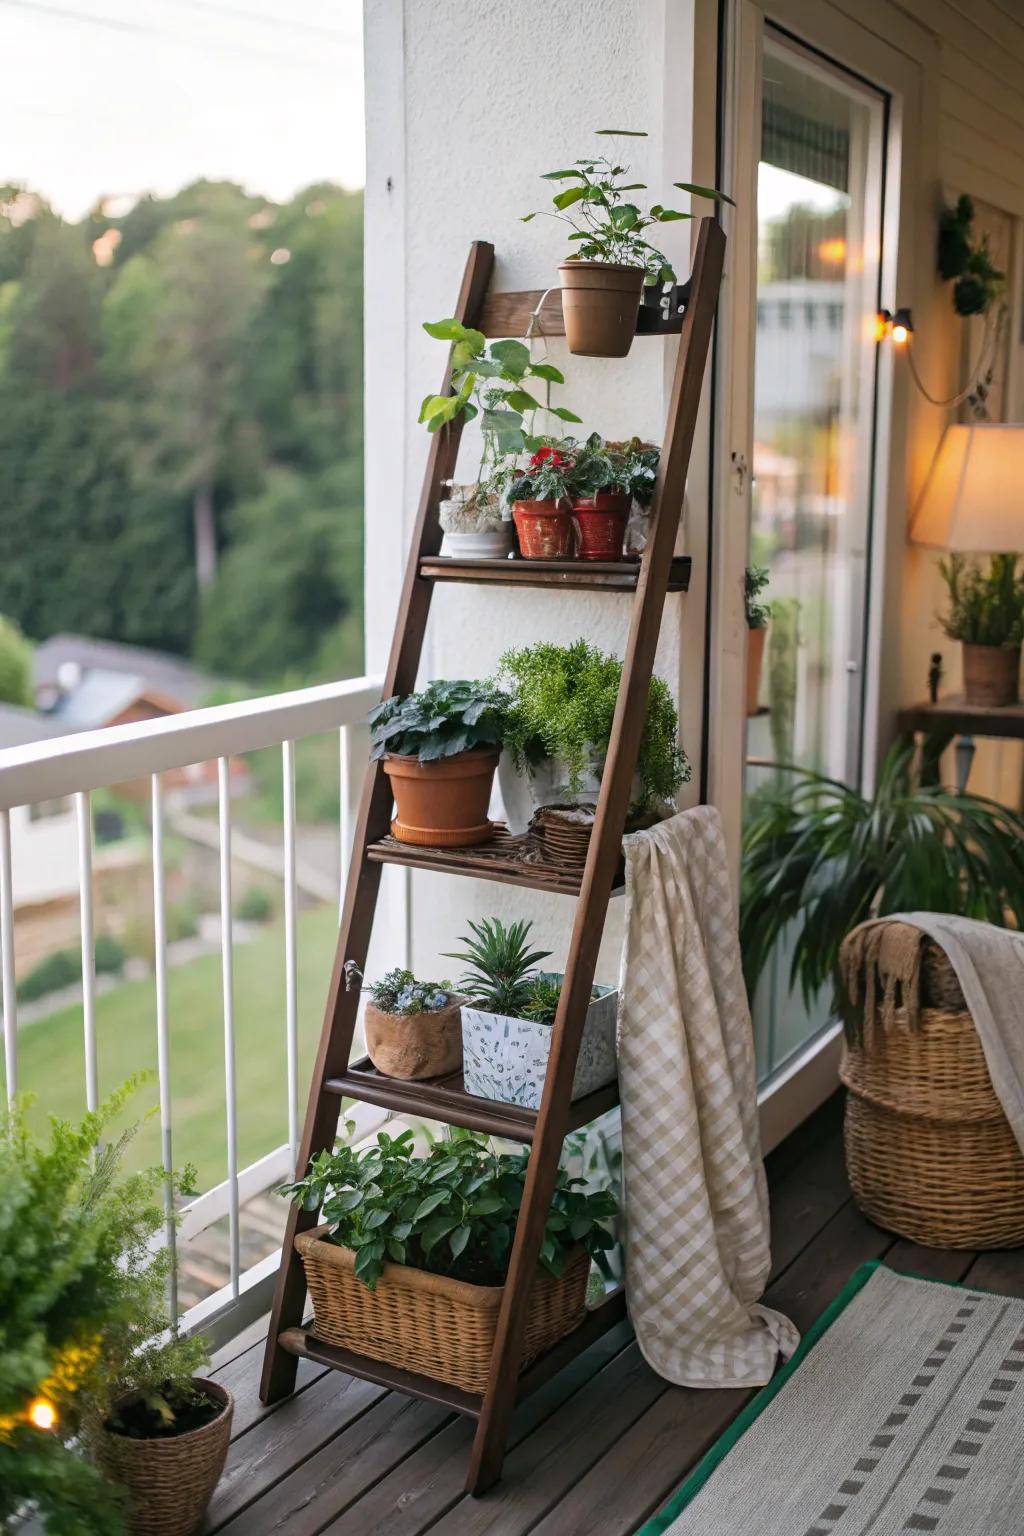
[461,974,618,1110]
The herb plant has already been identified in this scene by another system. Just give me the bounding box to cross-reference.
[369,678,511,763]
[937,553,1024,648]
[745,566,771,629]
[445,917,551,1017]
[280,1128,617,1288]
[523,129,734,285]
[367,968,453,1016]
[740,739,1024,1012]
[497,639,689,811]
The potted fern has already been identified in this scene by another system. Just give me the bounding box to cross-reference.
[281,1129,616,1395]
[361,967,463,1081]
[745,565,771,716]
[938,553,1023,706]
[446,917,618,1109]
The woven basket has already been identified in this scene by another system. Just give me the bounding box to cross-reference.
[841,937,1024,1249]
[295,1228,590,1395]
[95,1379,233,1536]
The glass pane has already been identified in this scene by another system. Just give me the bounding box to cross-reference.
[746,40,885,1079]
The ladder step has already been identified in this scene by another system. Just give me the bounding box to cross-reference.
[325,1058,620,1142]
[366,823,626,896]
[418,554,692,594]
[278,1328,483,1417]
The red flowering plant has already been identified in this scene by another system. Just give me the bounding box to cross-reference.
[509,435,607,505]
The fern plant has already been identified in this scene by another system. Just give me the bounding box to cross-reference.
[741,739,1024,1010]
[938,553,1024,649]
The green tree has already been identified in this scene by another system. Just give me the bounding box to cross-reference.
[0,614,33,705]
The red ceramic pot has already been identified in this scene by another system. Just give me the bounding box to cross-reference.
[571,491,631,561]
[512,499,576,560]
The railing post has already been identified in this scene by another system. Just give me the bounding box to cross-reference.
[218,756,240,1298]
[0,809,16,1106]
[151,773,178,1319]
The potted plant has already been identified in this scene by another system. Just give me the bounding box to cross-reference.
[280,1129,616,1395]
[508,439,581,559]
[369,677,510,848]
[565,434,661,561]
[523,129,734,357]
[447,917,618,1109]
[362,966,463,1081]
[0,1079,230,1536]
[496,638,689,831]
[745,565,770,716]
[420,322,581,556]
[937,552,1023,706]
[937,195,1005,317]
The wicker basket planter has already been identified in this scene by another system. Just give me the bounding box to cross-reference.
[840,937,1024,1249]
[94,1379,233,1536]
[295,1227,590,1395]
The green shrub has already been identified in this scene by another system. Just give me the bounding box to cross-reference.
[166,900,199,942]
[236,885,274,923]
[0,613,33,707]
[938,553,1024,648]
[17,948,80,1004]
[94,934,126,975]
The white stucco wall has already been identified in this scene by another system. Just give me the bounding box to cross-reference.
[363,0,705,985]
[10,801,79,907]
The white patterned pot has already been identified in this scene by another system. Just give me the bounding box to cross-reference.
[461,974,618,1109]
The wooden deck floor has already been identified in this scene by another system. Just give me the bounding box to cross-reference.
[201,1095,1024,1536]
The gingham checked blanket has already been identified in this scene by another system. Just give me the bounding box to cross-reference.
[618,806,800,1387]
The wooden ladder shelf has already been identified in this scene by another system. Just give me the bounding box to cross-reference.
[260,218,726,1494]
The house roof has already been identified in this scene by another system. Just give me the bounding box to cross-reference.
[46,669,150,729]
[33,635,213,709]
[0,702,78,750]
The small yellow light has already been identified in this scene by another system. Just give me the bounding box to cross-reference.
[891,322,909,345]
[28,1397,57,1432]
[818,237,846,265]
[874,311,891,343]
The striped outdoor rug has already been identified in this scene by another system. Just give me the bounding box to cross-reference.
[639,1263,1024,1535]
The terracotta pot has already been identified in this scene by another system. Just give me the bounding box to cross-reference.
[512,499,576,560]
[95,1379,233,1536]
[962,643,1021,707]
[571,492,630,561]
[746,624,767,716]
[364,997,463,1080]
[384,747,499,847]
[557,261,645,357]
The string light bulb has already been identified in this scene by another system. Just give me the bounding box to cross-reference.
[875,307,914,344]
[27,1397,58,1432]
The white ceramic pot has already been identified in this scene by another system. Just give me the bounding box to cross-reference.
[461,974,618,1109]
[443,526,514,559]
[497,750,641,835]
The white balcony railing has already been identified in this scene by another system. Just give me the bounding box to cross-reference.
[0,673,382,1346]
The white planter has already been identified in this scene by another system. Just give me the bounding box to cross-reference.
[443,526,514,559]
[497,750,641,836]
[462,974,618,1109]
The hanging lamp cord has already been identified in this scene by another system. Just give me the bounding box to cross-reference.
[903,308,1003,409]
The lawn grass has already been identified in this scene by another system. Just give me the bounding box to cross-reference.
[11,904,342,1190]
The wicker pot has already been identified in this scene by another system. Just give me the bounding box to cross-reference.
[364,997,463,1080]
[571,492,630,561]
[462,975,618,1110]
[383,748,498,848]
[95,1379,233,1536]
[962,642,1020,707]
[840,939,1024,1249]
[746,624,767,716]
[295,1228,589,1395]
[512,499,576,559]
[557,261,645,357]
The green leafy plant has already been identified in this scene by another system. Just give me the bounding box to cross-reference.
[937,195,1005,317]
[497,639,689,811]
[280,1127,617,1289]
[0,1080,206,1534]
[523,129,734,285]
[740,740,1024,1012]
[236,885,275,923]
[0,613,33,708]
[445,917,551,1017]
[367,967,453,1017]
[520,975,565,1026]
[418,322,581,505]
[603,438,660,507]
[745,566,770,629]
[509,433,661,508]
[368,678,511,763]
[937,553,1024,648]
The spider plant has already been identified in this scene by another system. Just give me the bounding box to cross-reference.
[740,738,1024,1009]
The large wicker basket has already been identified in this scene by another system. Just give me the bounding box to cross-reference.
[840,936,1024,1249]
[94,1378,233,1536]
[295,1227,590,1395]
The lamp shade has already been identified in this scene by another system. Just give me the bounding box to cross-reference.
[910,423,1024,552]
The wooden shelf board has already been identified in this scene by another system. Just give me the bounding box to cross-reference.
[365,823,624,897]
[325,1057,620,1142]
[418,555,692,594]
[278,1328,483,1417]
[477,283,691,339]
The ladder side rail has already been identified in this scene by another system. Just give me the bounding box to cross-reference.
[261,240,496,1402]
[467,218,727,1491]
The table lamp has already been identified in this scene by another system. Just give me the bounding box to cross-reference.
[910,422,1024,551]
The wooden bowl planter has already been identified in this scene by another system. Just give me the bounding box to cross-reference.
[462,976,618,1110]
[384,747,499,847]
[364,996,463,1081]
[295,1228,590,1395]
[962,642,1020,707]
[95,1380,233,1536]
[512,499,577,560]
[571,491,631,561]
[746,624,767,716]
[557,261,645,357]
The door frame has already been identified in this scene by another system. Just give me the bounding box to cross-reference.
[698,0,940,1147]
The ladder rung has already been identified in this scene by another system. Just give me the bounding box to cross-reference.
[365,825,626,897]
[278,1328,483,1417]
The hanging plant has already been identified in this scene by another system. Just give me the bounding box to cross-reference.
[937,195,1004,317]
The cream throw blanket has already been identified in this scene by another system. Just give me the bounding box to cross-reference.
[618,806,799,1388]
